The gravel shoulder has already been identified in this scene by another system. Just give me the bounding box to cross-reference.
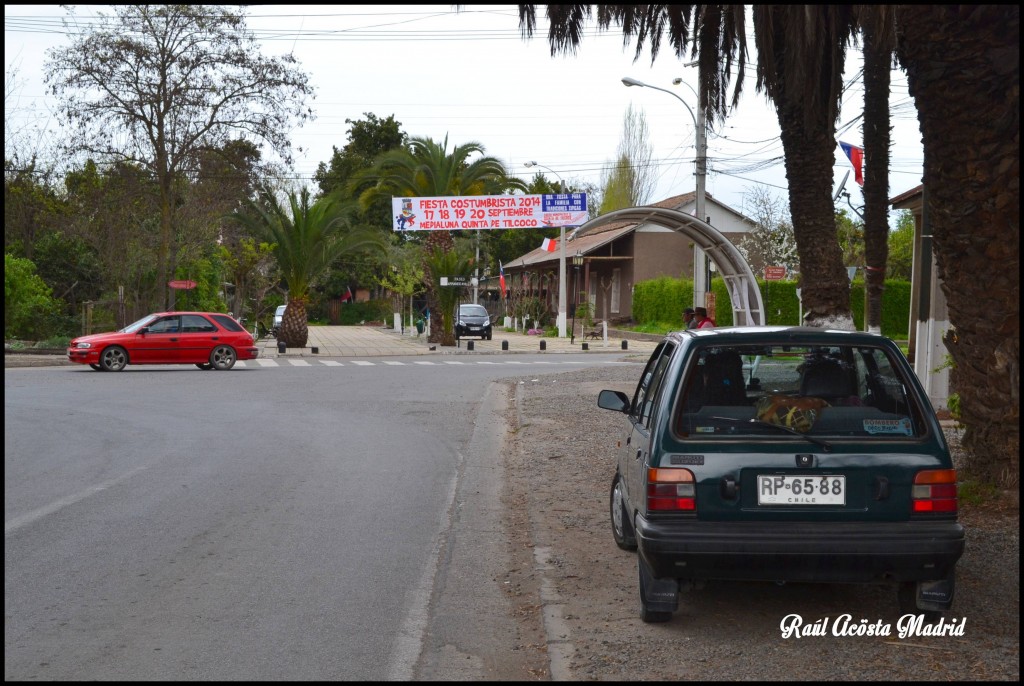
[500,363,1019,681]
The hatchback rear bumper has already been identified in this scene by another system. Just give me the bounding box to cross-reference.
[635,516,964,584]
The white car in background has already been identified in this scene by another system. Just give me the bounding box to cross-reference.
[271,305,287,337]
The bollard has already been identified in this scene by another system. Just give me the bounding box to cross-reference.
[467,340,474,351]
[278,341,286,354]
[501,340,508,351]
[540,340,546,351]
[621,340,628,350]
[312,346,319,354]
[582,342,589,351]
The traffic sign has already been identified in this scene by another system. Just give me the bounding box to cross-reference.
[764,266,787,281]
[168,280,197,289]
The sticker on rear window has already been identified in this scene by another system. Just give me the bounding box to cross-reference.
[695,426,716,433]
[863,418,913,435]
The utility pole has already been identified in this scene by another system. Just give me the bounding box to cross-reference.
[623,76,708,309]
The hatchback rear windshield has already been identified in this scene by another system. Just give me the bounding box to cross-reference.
[673,343,929,439]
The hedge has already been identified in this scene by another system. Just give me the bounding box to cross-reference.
[633,277,911,339]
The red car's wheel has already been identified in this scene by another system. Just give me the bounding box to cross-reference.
[99,346,128,372]
[209,345,237,370]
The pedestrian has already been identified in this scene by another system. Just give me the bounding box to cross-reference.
[695,306,716,329]
[683,307,697,330]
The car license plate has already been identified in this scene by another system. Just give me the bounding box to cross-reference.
[757,474,846,505]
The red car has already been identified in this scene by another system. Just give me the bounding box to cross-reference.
[67,312,259,371]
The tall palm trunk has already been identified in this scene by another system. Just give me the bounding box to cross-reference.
[279,299,309,348]
[777,101,853,328]
[423,231,454,344]
[861,18,893,334]
[895,6,1019,487]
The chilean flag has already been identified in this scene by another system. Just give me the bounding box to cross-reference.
[540,237,558,252]
[340,285,353,303]
[839,141,864,186]
[499,261,507,297]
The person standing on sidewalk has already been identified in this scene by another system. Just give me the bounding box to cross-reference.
[683,307,697,330]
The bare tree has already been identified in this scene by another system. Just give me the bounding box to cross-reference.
[45,5,315,311]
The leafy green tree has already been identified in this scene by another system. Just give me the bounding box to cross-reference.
[4,253,63,340]
[46,5,314,312]
[217,237,277,319]
[232,187,386,347]
[315,114,407,199]
[886,211,914,281]
[62,160,162,324]
[31,230,104,329]
[4,160,67,260]
[375,243,426,328]
[835,208,865,269]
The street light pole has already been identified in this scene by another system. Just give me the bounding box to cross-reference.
[622,76,708,310]
[525,160,568,338]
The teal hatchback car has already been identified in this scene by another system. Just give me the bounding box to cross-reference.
[598,327,964,623]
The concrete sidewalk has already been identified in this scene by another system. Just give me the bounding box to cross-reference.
[261,325,659,358]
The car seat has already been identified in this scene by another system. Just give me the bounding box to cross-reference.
[800,358,860,405]
[702,350,748,406]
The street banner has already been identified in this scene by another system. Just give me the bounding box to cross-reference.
[392,193,588,232]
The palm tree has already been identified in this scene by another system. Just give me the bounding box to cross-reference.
[354,135,527,343]
[516,4,1018,487]
[423,248,475,346]
[893,6,1019,487]
[859,7,895,335]
[232,186,386,348]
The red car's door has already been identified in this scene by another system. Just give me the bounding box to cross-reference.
[177,314,220,363]
[132,315,183,363]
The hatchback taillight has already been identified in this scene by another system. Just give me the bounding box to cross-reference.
[647,468,696,511]
[911,469,958,513]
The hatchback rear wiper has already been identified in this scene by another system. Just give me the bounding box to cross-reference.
[708,415,833,452]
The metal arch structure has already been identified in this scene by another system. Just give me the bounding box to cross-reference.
[580,206,766,326]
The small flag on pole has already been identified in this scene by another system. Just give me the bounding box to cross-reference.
[499,261,507,297]
[839,141,864,186]
[540,237,558,252]
[340,286,353,303]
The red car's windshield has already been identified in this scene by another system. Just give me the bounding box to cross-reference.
[118,314,159,334]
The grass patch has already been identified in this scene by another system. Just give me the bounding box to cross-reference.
[958,479,1000,507]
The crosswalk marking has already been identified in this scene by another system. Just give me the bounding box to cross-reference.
[383,361,406,365]
[413,361,437,365]
[257,359,278,367]
[350,360,375,366]
[289,359,312,366]
[321,360,343,366]
[443,360,466,365]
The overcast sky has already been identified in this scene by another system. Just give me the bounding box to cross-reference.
[5,5,925,219]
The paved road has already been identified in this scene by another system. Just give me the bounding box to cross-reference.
[4,351,638,680]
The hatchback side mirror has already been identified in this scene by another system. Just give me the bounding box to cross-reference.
[598,389,631,413]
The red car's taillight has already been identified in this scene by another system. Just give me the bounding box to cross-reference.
[911,469,958,513]
[647,468,696,511]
